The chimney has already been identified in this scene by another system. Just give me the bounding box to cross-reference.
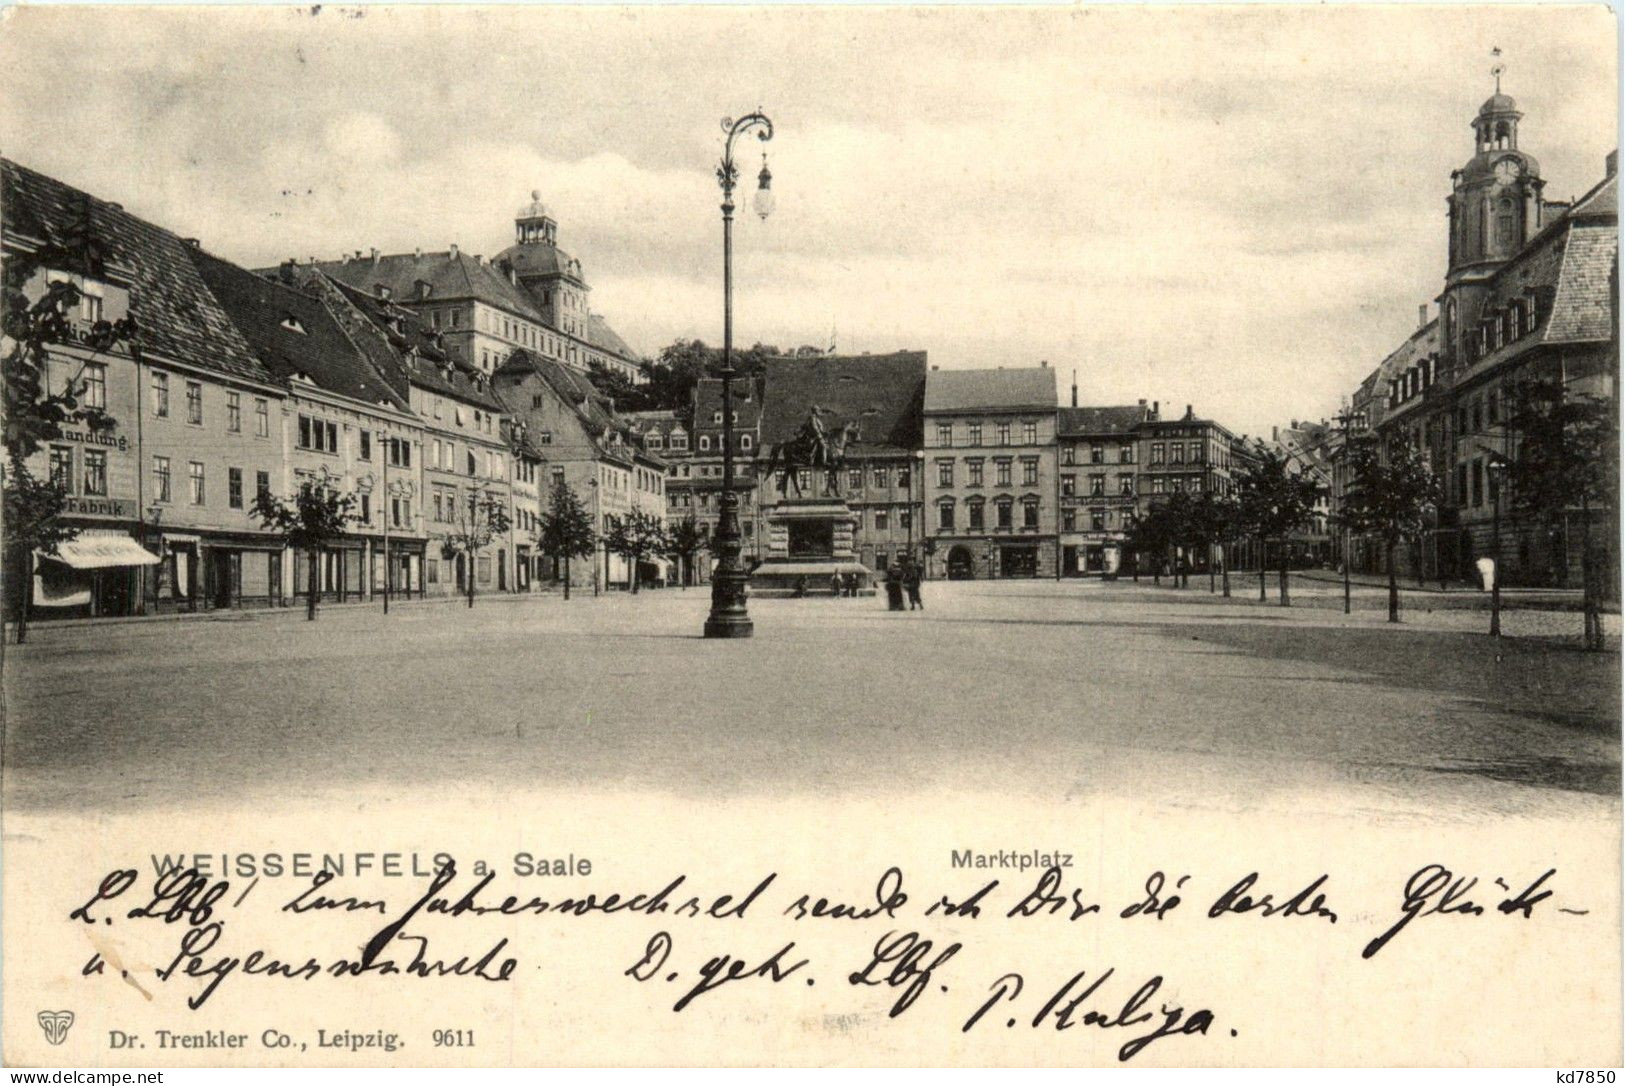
[475,254,484,266]
[1419,303,1429,328]
[278,259,297,285]
[1040,359,1048,368]
[354,251,362,260]
[449,243,459,258]
[1272,425,1279,441]
[182,237,200,249]
[1608,150,1618,178]
[1071,369,1078,408]
[370,247,379,264]
[930,365,939,371]
[1152,400,1159,417]
[414,247,423,259]
[1184,404,1194,420]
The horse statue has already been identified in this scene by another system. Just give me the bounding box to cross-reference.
[763,410,860,499]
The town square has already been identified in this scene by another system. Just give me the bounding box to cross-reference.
[0,3,1619,1070]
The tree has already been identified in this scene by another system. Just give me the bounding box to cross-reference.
[1341,435,1441,623]
[1505,375,1618,650]
[251,471,357,621]
[1187,488,1240,595]
[2,224,138,642]
[604,509,668,594]
[1128,503,1176,585]
[534,482,596,600]
[1234,445,1323,606]
[664,515,706,588]
[442,481,513,608]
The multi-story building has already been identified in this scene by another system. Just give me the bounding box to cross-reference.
[4,158,292,619]
[508,425,547,591]
[300,194,641,384]
[1350,82,1618,585]
[492,350,666,590]
[923,365,1059,579]
[756,351,928,575]
[194,249,430,606]
[677,377,764,578]
[1056,400,1152,576]
[311,276,515,598]
[1130,405,1240,576]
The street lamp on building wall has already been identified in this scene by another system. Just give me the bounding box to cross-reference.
[1486,455,1507,637]
[704,110,775,639]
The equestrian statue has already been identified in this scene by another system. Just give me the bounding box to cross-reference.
[763,405,860,499]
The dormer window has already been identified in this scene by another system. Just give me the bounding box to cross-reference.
[375,284,391,300]
[280,314,306,334]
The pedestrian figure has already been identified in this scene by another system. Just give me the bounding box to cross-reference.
[830,572,843,597]
[792,575,808,598]
[904,560,924,611]
[843,571,858,597]
[884,565,906,611]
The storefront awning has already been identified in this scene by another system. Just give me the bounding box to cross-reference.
[41,536,160,570]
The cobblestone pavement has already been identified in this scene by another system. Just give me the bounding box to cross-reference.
[3,579,1618,820]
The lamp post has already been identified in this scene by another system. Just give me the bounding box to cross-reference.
[704,110,775,639]
[1487,456,1506,637]
[1331,405,1363,615]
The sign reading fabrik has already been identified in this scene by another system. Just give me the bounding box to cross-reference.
[62,497,137,519]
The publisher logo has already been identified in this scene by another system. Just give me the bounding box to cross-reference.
[37,1011,74,1046]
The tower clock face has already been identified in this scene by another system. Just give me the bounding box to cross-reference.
[1494,158,1522,183]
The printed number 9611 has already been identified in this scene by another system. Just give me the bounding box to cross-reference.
[433,1030,475,1047]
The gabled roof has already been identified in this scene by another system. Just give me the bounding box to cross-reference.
[758,351,927,454]
[496,348,622,441]
[310,250,545,323]
[1058,404,1148,437]
[321,276,504,412]
[924,366,1057,413]
[2,158,273,387]
[189,249,409,410]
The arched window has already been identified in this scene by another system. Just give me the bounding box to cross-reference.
[1495,197,1516,249]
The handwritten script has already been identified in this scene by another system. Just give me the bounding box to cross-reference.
[65,860,1574,1062]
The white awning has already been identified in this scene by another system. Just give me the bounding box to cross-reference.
[40,536,159,570]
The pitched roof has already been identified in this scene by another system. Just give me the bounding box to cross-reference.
[586,313,639,363]
[188,249,409,410]
[496,348,622,442]
[1057,404,1148,437]
[924,366,1057,413]
[2,158,273,386]
[1543,221,1618,344]
[321,276,504,412]
[310,250,545,322]
[758,351,927,454]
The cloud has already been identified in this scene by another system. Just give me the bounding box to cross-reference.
[0,4,1614,436]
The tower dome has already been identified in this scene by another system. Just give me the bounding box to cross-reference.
[1479,92,1518,117]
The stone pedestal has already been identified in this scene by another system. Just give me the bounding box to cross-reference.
[750,497,875,597]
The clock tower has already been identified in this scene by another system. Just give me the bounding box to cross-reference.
[1439,68,1548,363]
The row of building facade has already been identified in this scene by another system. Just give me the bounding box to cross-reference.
[6,159,665,620]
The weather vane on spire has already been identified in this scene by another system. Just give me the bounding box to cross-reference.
[1491,46,1506,93]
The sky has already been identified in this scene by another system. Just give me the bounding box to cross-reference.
[0,4,1616,436]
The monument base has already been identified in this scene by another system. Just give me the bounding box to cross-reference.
[749,497,873,596]
[749,558,876,597]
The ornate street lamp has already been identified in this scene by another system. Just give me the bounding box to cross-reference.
[1487,455,1507,637]
[705,111,774,639]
